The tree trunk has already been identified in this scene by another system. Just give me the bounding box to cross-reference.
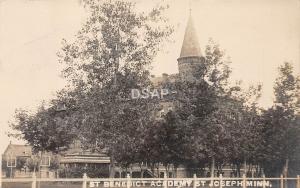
[243,159,247,176]
[109,154,115,178]
[140,163,144,178]
[211,157,215,178]
[220,164,223,176]
[283,158,289,176]
[174,166,178,178]
[165,165,168,178]
[130,164,133,177]
[284,159,289,188]
[237,163,241,177]
[150,163,155,177]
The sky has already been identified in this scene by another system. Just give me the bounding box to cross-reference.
[0,0,299,153]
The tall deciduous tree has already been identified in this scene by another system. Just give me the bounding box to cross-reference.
[261,62,300,177]
[10,103,77,153]
[57,0,173,177]
[58,0,173,88]
[10,0,173,178]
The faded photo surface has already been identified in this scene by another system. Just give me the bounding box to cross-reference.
[0,0,300,185]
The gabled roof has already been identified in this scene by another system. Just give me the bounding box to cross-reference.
[179,14,203,58]
[3,144,32,157]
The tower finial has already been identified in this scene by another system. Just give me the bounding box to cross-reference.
[189,0,192,15]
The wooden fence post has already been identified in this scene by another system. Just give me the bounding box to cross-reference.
[82,173,87,188]
[297,175,300,188]
[262,174,266,188]
[164,172,167,188]
[219,174,223,188]
[210,172,213,187]
[193,174,197,188]
[32,172,37,188]
[127,173,131,188]
[280,174,284,188]
[242,174,246,188]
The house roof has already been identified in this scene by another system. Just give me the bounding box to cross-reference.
[3,144,32,157]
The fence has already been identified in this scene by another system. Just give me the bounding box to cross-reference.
[1,173,300,188]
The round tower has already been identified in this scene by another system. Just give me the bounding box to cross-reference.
[177,13,205,82]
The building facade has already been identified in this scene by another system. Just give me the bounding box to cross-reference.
[2,143,32,178]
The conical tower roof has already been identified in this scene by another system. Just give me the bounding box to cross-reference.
[179,14,202,58]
